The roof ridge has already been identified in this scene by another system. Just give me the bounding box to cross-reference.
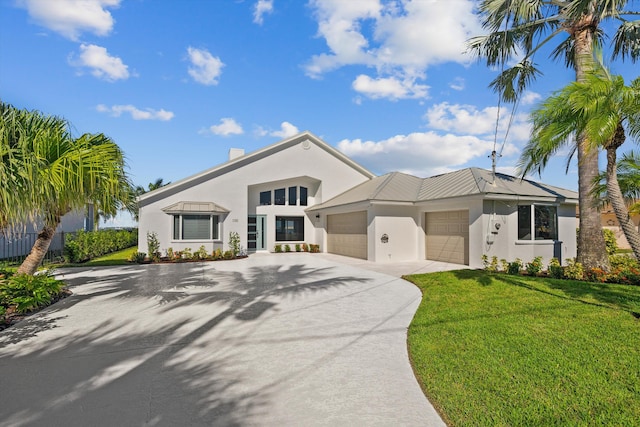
[369,172,397,199]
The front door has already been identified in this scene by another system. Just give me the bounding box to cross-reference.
[248,215,266,251]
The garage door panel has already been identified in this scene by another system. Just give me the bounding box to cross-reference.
[425,211,469,265]
[327,212,367,260]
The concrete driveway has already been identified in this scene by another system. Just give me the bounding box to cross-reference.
[0,253,447,426]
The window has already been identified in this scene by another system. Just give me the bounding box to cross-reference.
[173,214,220,240]
[276,216,304,241]
[518,205,558,240]
[288,186,297,206]
[274,188,286,205]
[260,191,271,206]
[300,186,308,206]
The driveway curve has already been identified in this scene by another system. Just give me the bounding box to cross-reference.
[0,253,445,426]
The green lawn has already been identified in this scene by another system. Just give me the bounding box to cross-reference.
[404,270,640,426]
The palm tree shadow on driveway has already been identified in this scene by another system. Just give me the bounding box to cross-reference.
[0,257,391,426]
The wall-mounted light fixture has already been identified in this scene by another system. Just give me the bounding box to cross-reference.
[315,214,320,219]
[381,233,389,244]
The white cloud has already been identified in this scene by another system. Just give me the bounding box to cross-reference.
[17,0,120,41]
[424,102,529,155]
[305,0,481,101]
[270,122,299,138]
[352,74,428,100]
[337,132,493,176]
[187,47,224,86]
[253,0,274,25]
[70,44,129,81]
[449,77,465,91]
[520,91,542,105]
[208,118,244,136]
[96,104,174,121]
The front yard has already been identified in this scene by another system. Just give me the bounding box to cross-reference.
[405,270,640,426]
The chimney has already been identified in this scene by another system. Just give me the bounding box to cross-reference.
[228,148,244,161]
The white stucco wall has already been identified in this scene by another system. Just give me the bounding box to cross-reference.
[369,204,420,263]
[137,138,371,255]
[481,199,577,268]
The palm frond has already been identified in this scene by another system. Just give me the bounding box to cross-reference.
[612,19,640,61]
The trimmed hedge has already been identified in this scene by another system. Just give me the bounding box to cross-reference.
[64,229,138,263]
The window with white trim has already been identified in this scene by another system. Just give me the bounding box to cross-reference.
[173,214,220,240]
[518,205,558,240]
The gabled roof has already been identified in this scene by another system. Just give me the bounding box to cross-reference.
[308,167,578,211]
[138,131,375,206]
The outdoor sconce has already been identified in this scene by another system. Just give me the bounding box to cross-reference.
[381,233,389,244]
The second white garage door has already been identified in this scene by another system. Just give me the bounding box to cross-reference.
[425,210,469,265]
[327,211,368,260]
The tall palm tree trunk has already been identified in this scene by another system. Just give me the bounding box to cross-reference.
[16,225,57,275]
[606,148,640,260]
[574,14,610,270]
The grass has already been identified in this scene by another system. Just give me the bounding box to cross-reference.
[404,270,640,426]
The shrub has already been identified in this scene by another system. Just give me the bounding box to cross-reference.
[182,248,192,260]
[507,258,522,275]
[64,228,138,263]
[564,258,584,280]
[146,231,160,262]
[603,228,618,256]
[481,255,500,272]
[500,259,509,273]
[284,244,291,252]
[302,243,309,252]
[223,250,234,260]
[194,245,208,260]
[526,256,544,276]
[229,231,241,257]
[584,267,608,283]
[211,248,223,260]
[274,244,282,253]
[309,244,320,253]
[0,273,64,314]
[128,251,147,263]
[608,255,640,285]
[295,244,301,252]
[548,258,564,279]
[166,247,174,260]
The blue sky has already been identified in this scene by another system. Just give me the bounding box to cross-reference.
[1,0,638,227]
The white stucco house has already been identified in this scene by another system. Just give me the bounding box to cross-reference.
[137,132,577,269]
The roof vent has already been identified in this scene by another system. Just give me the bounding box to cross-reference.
[229,148,245,161]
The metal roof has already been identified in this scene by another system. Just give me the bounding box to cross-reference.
[309,167,578,211]
[161,201,230,214]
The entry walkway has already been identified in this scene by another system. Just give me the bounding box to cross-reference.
[0,253,447,426]
[315,252,470,277]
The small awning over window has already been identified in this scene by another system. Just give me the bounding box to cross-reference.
[161,201,229,214]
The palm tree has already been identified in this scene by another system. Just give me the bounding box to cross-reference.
[519,69,640,259]
[127,178,171,221]
[469,0,640,270]
[600,151,640,213]
[0,102,131,275]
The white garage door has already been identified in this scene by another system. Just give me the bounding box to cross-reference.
[327,211,368,260]
[425,211,469,265]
